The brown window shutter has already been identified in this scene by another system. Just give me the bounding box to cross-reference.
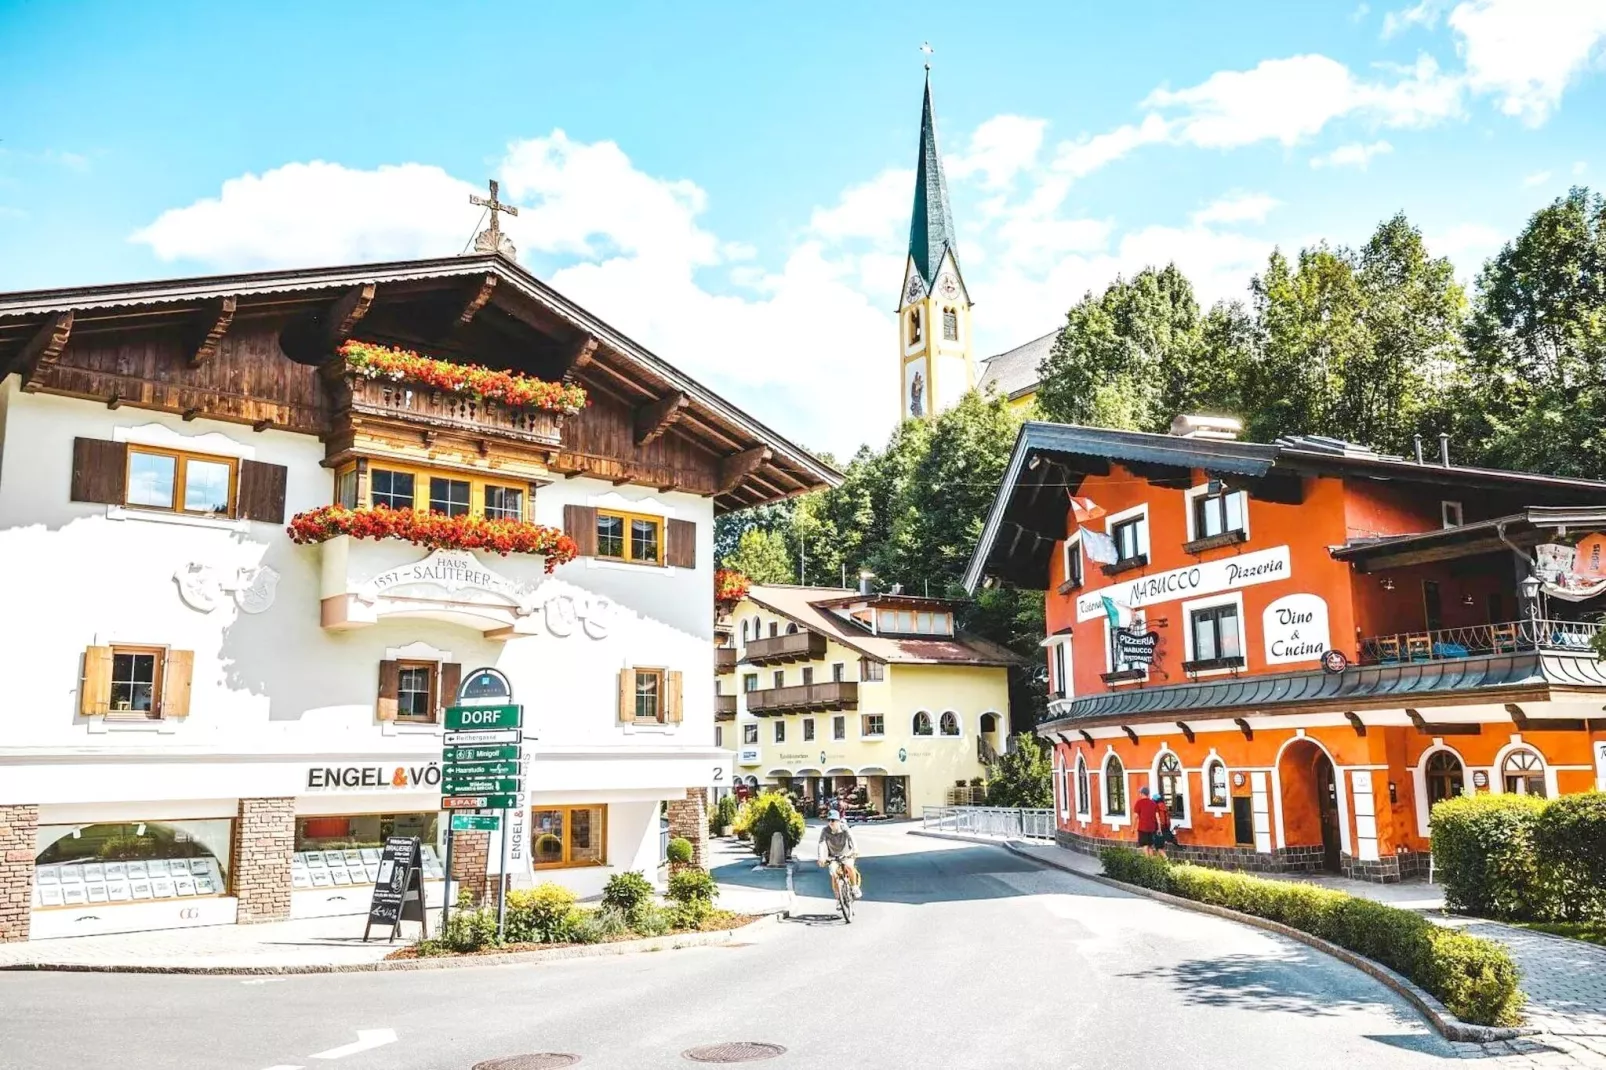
[80,646,113,716]
[618,667,636,724]
[71,438,128,505]
[666,670,684,724]
[377,660,399,721]
[666,519,697,569]
[564,504,598,556]
[163,650,194,718]
[237,460,289,523]
[439,662,462,713]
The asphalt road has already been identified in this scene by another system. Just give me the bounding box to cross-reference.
[0,825,1470,1070]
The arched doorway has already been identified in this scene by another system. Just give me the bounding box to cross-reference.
[1278,739,1343,873]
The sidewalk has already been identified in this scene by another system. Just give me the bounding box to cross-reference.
[0,847,789,973]
[1000,835,1606,1050]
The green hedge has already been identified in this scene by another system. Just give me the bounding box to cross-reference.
[1431,792,1606,923]
[1099,846,1524,1027]
[1533,793,1606,921]
[745,793,805,859]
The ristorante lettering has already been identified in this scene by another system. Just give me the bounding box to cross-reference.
[1075,545,1294,622]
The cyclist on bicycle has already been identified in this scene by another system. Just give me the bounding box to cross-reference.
[816,809,862,900]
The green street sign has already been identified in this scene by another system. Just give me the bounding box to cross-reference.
[450,813,502,832]
[443,760,519,778]
[445,704,522,731]
[443,777,523,795]
[443,744,519,763]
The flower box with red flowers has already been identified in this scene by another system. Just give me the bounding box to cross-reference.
[288,505,578,572]
[714,569,751,606]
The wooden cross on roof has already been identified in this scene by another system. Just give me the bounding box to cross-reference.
[469,179,519,257]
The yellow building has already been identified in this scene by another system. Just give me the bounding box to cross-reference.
[715,583,1017,816]
[976,330,1052,412]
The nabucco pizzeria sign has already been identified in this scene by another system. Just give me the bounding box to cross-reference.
[1075,545,1293,622]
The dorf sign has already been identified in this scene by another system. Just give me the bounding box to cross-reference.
[445,705,521,731]
[1076,545,1292,622]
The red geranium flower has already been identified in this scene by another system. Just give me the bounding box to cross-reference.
[287,505,578,572]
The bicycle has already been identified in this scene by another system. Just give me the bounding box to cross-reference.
[828,858,856,923]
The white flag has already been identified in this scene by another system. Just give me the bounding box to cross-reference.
[1080,526,1119,565]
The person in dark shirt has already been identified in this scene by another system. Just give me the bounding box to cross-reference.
[1134,786,1161,855]
[1155,794,1173,859]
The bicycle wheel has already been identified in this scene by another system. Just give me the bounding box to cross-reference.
[838,877,854,923]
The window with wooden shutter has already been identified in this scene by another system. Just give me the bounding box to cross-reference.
[80,645,113,716]
[237,460,289,523]
[665,670,683,723]
[617,667,636,723]
[666,519,697,569]
[439,662,462,711]
[163,649,194,718]
[71,438,128,505]
[377,660,400,722]
[564,504,598,557]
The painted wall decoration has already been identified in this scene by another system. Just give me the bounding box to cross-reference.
[174,564,280,614]
[1262,593,1331,665]
[904,360,926,418]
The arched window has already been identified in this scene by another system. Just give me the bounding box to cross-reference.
[1157,752,1186,821]
[939,711,961,736]
[979,712,998,735]
[942,307,959,341]
[1502,748,1546,797]
[786,623,798,635]
[909,307,923,344]
[1075,754,1091,816]
[1104,755,1127,816]
[1426,750,1465,807]
[912,711,933,736]
[1055,757,1068,818]
[741,620,749,642]
[1205,759,1228,809]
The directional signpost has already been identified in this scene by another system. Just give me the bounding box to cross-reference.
[439,668,526,940]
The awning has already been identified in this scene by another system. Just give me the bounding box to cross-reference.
[793,768,824,776]
[825,767,856,776]
[858,766,891,776]
[765,768,794,778]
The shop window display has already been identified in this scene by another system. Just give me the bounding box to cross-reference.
[291,813,444,889]
[34,820,232,908]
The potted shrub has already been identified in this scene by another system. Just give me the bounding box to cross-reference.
[666,836,695,874]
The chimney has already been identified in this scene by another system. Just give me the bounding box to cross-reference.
[1413,434,1424,465]
[1169,414,1242,441]
[890,583,904,595]
[858,570,875,597]
[1439,432,1451,467]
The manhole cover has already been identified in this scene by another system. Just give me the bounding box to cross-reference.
[682,1041,787,1063]
[473,1055,581,1070]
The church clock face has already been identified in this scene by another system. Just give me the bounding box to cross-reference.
[905,274,925,304]
[938,273,959,299]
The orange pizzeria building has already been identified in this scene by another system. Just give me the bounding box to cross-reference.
[965,417,1606,882]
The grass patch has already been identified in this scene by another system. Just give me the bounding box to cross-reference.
[1515,921,1606,947]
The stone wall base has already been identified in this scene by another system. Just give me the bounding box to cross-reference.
[1053,827,1417,885]
[666,789,710,869]
[450,830,491,906]
[0,803,38,943]
[231,797,294,923]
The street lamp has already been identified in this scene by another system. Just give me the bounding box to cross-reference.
[1520,573,1542,622]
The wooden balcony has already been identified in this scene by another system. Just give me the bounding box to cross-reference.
[715,693,737,720]
[743,630,827,666]
[1358,619,1603,665]
[715,647,738,674]
[746,681,858,716]
[335,374,566,449]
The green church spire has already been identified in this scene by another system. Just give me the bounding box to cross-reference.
[908,70,957,290]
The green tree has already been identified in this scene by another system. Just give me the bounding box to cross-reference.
[1457,187,1606,478]
[984,733,1053,808]
[722,527,793,585]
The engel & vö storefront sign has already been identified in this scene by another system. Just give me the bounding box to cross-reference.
[305,763,442,790]
[1076,545,1293,622]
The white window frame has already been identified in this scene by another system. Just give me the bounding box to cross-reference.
[1180,591,1247,678]
[1049,637,1072,698]
[1061,533,1084,589]
[1202,751,1231,816]
[1441,500,1464,528]
[1150,745,1191,829]
[1103,503,1150,563]
[1492,738,1555,798]
[1102,749,1131,829]
[1184,482,1250,543]
[1102,611,1150,684]
[1075,752,1092,821]
[1413,741,1473,838]
[937,710,964,739]
[860,713,886,740]
[912,710,934,737]
[1055,752,1070,820]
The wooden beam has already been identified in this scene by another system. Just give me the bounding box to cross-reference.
[1120,725,1139,745]
[456,274,497,326]
[181,408,200,422]
[1175,721,1195,744]
[14,311,73,391]
[676,410,744,452]
[565,334,599,377]
[611,475,633,486]
[633,390,688,447]
[748,474,787,499]
[187,296,237,366]
[1234,718,1253,741]
[1406,708,1482,736]
[324,283,376,351]
[1078,730,1095,747]
[1505,702,1529,731]
[106,392,121,410]
[718,446,771,495]
[1352,536,1516,574]
[583,354,656,398]
[1344,711,1367,737]
[252,418,272,432]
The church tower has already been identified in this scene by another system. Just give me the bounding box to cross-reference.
[898,69,974,421]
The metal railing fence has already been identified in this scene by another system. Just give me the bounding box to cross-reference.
[922,806,1055,842]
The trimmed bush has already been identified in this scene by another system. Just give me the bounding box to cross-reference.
[710,794,739,836]
[421,904,501,954]
[731,800,756,841]
[745,793,805,859]
[666,836,695,865]
[601,870,655,915]
[629,902,675,937]
[1431,794,1549,920]
[668,898,716,930]
[504,882,579,944]
[1533,792,1606,921]
[668,867,719,905]
[1098,847,1524,1026]
[568,905,631,943]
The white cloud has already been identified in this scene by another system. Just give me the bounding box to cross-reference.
[1427,221,1506,280]
[1353,3,1372,23]
[1575,161,1590,176]
[807,169,911,243]
[1146,55,1363,148]
[1382,0,1450,37]
[949,115,1047,189]
[1523,170,1553,187]
[1191,193,1280,226]
[1449,0,1606,125]
[1310,140,1395,169]
[1051,114,1170,179]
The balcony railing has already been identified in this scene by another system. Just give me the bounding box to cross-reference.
[715,647,737,674]
[745,681,859,716]
[743,631,827,666]
[714,694,737,720]
[338,375,565,448]
[1358,618,1602,665]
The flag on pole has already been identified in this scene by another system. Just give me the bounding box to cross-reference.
[1069,496,1106,524]
[1080,526,1119,565]
[1101,595,1134,629]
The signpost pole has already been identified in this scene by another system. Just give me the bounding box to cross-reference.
[440,824,455,931]
[495,805,509,939]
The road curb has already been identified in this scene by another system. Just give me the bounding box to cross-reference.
[913,829,1534,1044]
[0,912,783,977]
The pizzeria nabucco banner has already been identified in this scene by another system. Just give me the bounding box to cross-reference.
[1074,545,1292,622]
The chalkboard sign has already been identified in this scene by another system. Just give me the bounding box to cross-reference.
[362,836,429,942]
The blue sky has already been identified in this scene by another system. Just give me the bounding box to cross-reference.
[3,0,1605,455]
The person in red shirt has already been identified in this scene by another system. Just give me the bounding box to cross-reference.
[1134,786,1161,855]
[1155,794,1173,859]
